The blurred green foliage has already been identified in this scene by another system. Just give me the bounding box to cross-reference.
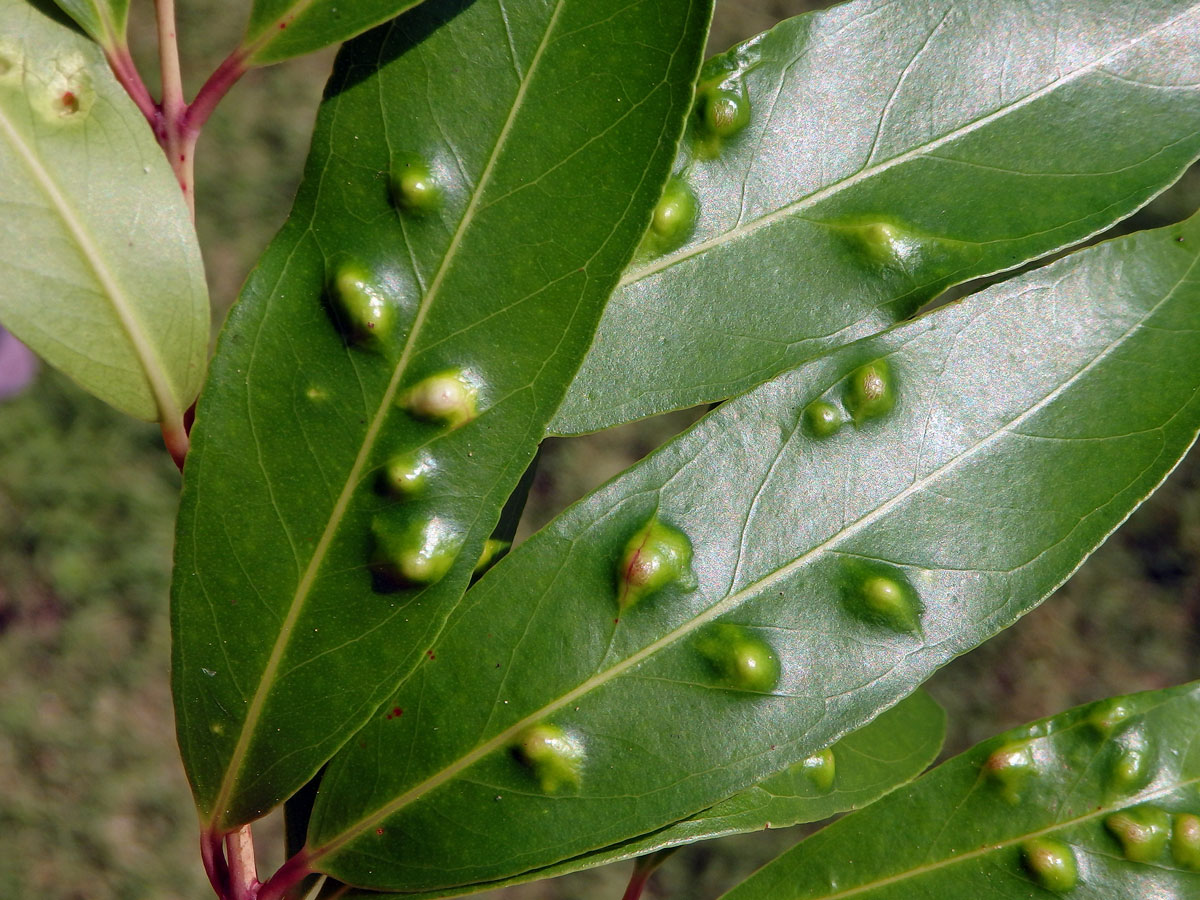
[0,1,1197,898]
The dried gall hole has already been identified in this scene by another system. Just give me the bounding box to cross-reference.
[400,369,479,429]
[369,514,465,590]
[513,724,585,793]
[696,624,781,693]
[616,516,696,610]
[36,53,95,121]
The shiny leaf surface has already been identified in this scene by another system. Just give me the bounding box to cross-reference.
[303,211,1200,891]
[721,682,1200,900]
[552,0,1200,435]
[381,691,945,899]
[241,0,425,66]
[172,0,709,831]
[0,0,208,423]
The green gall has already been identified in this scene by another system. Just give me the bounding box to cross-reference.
[400,369,479,428]
[1087,699,1134,736]
[700,86,750,139]
[844,360,896,423]
[473,538,509,575]
[793,747,835,791]
[370,515,464,589]
[641,176,697,257]
[513,724,584,793]
[983,741,1037,804]
[1105,806,1171,864]
[1021,839,1078,893]
[1171,813,1200,869]
[804,400,843,438]
[1110,730,1155,793]
[390,156,441,214]
[329,262,395,344]
[616,516,696,610]
[380,451,434,497]
[696,624,781,693]
[850,220,927,271]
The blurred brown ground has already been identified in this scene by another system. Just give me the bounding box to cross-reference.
[0,1,1197,898]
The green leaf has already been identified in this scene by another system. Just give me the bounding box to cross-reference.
[551,0,1200,436]
[366,691,945,899]
[301,213,1200,892]
[0,0,207,424]
[48,0,128,47]
[172,0,710,832]
[240,0,425,66]
[720,682,1200,900]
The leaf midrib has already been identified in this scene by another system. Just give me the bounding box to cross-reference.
[617,4,1197,290]
[0,71,181,424]
[311,247,1193,858]
[207,0,569,828]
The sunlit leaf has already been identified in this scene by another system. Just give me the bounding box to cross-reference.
[172,0,710,832]
[299,208,1200,892]
[721,682,1200,900]
[552,0,1200,435]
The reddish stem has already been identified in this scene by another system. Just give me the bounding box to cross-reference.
[105,45,158,126]
[256,849,314,900]
[186,49,250,136]
[201,829,230,898]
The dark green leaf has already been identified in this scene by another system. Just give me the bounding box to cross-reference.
[49,0,128,47]
[172,0,710,831]
[241,0,425,66]
[551,0,1200,435]
[369,691,945,899]
[0,0,208,424]
[303,213,1200,891]
[720,682,1200,900]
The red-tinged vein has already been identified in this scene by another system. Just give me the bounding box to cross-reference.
[207,0,569,828]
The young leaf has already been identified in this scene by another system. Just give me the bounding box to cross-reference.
[49,0,129,48]
[171,0,710,833]
[0,0,208,424]
[370,691,945,900]
[301,213,1200,891]
[239,0,426,66]
[719,682,1200,900]
[551,0,1200,435]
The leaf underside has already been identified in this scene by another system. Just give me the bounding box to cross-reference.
[172,0,711,831]
[551,0,1200,436]
[0,0,208,423]
[302,211,1200,890]
[722,681,1200,900]
[49,0,129,47]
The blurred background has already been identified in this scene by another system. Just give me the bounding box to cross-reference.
[2,1,1199,897]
